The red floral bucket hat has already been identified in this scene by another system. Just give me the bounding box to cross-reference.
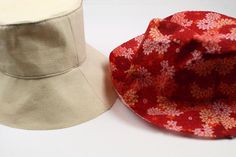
[109,11,236,139]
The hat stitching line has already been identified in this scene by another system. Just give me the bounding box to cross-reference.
[0,56,86,80]
[67,17,80,66]
[0,0,83,26]
[78,67,107,106]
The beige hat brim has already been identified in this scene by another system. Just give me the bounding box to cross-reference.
[0,44,117,130]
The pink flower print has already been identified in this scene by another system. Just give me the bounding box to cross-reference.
[197,19,217,30]
[220,116,236,130]
[197,12,221,30]
[123,89,138,106]
[149,27,171,43]
[160,60,175,78]
[147,97,183,117]
[120,47,135,60]
[206,12,221,21]
[196,30,223,43]
[134,34,145,47]
[147,106,183,117]
[144,27,170,56]
[113,47,134,60]
[135,67,153,88]
[216,18,236,28]
[213,101,232,117]
[143,39,170,55]
[193,125,214,137]
[224,28,236,41]
[170,12,193,27]
[186,50,202,66]
[164,120,183,132]
[203,42,221,54]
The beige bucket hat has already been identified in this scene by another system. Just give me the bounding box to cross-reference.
[0,0,117,130]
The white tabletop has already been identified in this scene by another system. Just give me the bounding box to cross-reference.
[1,0,236,157]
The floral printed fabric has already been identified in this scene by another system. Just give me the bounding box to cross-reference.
[109,11,236,139]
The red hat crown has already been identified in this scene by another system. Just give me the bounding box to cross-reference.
[110,11,236,138]
[111,11,236,103]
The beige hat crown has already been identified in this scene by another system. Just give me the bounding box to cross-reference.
[0,0,116,130]
[0,1,86,79]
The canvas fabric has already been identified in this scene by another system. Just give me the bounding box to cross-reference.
[0,0,117,130]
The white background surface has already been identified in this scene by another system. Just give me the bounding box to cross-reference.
[1,0,236,157]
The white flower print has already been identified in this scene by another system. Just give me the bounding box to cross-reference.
[199,109,219,124]
[160,60,175,78]
[206,12,221,21]
[147,99,183,117]
[199,101,236,130]
[164,107,184,117]
[164,120,183,132]
[213,101,232,117]
[134,34,145,47]
[149,27,171,43]
[135,67,153,87]
[212,101,236,130]
[143,39,155,55]
[203,42,221,54]
[186,50,202,66]
[118,47,134,60]
[197,19,216,30]
[147,107,163,116]
[194,30,223,54]
[147,107,183,117]
[156,43,170,55]
[220,116,236,130]
[193,125,214,137]
[123,89,138,106]
[196,13,221,30]
[224,28,236,41]
[216,18,236,28]
[170,12,193,27]
[143,39,170,55]
[153,18,161,24]
[196,30,223,43]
